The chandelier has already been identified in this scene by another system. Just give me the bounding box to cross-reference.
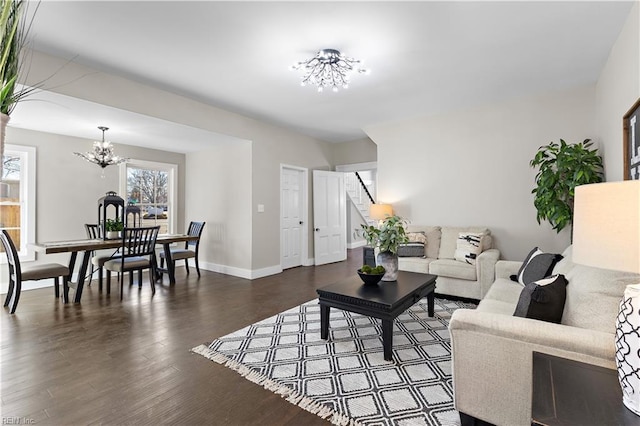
[291,49,369,92]
[74,126,128,169]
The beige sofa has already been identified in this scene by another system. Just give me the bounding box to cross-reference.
[398,226,500,300]
[449,245,640,426]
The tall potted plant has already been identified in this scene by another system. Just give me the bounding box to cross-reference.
[361,214,409,281]
[1,0,38,174]
[530,138,604,234]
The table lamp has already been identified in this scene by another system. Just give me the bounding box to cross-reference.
[370,204,393,225]
[572,180,640,415]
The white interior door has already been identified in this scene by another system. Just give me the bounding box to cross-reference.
[281,167,305,269]
[313,170,346,265]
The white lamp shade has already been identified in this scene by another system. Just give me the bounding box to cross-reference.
[572,181,640,273]
[370,204,393,221]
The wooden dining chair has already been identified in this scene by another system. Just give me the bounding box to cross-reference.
[159,221,205,277]
[103,226,159,300]
[1,230,70,314]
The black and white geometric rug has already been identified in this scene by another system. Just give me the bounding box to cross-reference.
[192,297,475,426]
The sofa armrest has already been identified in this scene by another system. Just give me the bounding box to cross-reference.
[495,260,522,280]
[476,248,500,298]
[449,309,615,425]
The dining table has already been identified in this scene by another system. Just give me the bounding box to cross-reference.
[31,234,199,303]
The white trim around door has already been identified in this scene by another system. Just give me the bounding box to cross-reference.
[280,164,309,269]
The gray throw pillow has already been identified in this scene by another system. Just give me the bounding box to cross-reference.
[397,242,425,257]
[513,274,568,323]
[513,247,563,286]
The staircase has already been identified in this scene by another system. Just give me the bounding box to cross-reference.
[345,171,376,225]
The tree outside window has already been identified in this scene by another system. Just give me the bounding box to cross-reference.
[126,167,170,233]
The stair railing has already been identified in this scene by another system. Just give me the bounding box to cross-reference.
[355,172,375,205]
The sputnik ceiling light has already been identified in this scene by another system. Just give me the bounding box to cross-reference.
[74,126,128,169]
[291,48,369,92]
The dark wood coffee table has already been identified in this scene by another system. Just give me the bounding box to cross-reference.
[317,271,437,361]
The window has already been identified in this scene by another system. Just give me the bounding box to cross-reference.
[120,159,177,234]
[1,144,36,261]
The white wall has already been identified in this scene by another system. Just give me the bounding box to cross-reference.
[596,1,640,181]
[1,127,185,292]
[365,85,596,260]
[185,142,252,276]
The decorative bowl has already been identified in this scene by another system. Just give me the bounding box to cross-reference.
[357,270,384,285]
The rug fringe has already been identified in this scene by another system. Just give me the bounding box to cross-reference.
[191,344,363,426]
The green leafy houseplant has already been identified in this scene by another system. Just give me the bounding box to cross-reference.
[360,214,409,254]
[105,218,124,232]
[530,138,604,233]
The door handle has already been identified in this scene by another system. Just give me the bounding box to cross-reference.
[315,228,320,231]
[299,221,303,225]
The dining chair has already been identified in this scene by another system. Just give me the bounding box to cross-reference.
[1,230,70,314]
[103,226,160,300]
[85,223,121,291]
[159,221,205,277]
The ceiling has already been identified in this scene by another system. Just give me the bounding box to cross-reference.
[9,1,636,151]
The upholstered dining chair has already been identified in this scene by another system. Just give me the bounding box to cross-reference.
[1,230,70,314]
[159,221,205,277]
[103,226,159,300]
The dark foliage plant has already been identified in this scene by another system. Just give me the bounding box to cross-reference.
[530,138,604,233]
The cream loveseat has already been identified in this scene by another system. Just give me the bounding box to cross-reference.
[398,226,500,300]
[449,245,640,426]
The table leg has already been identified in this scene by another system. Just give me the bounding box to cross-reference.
[64,251,77,304]
[320,304,330,340]
[163,243,176,285]
[382,319,394,361]
[427,291,435,317]
[74,250,92,303]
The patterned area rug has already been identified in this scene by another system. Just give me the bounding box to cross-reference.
[192,297,475,426]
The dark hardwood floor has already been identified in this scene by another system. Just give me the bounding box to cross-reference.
[1,248,366,425]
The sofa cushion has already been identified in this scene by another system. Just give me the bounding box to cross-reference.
[406,225,441,259]
[514,247,563,286]
[439,227,490,259]
[475,298,519,316]
[430,259,477,281]
[513,274,568,323]
[397,256,433,274]
[483,278,523,305]
[562,264,640,334]
[454,232,484,265]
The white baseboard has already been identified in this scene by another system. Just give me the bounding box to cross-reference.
[196,260,283,280]
[347,240,366,249]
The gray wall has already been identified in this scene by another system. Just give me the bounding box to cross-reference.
[365,85,595,260]
[185,142,253,274]
[332,137,377,165]
[596,2,639,182]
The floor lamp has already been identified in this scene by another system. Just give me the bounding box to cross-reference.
[572,180,640,415]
